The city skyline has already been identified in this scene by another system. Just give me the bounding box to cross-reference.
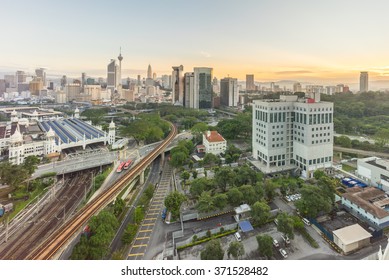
[1,0,389,84]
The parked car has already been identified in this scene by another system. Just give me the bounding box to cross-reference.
[234,232,242,242]
[279,248,288,258]
[282,234,290,245]
[273,239,279,248]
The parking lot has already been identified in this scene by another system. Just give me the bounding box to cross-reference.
[178,219,340,260]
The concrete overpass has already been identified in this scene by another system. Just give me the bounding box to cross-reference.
[31,132,192,178]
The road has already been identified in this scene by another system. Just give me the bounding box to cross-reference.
[127,159,173,260]
[109,158,161,255]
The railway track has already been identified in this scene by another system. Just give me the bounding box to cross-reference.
[0,172,92,259]
[28,123,177,260]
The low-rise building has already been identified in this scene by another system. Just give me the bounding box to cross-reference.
[357,157,389,192]
[202,130,226,155]
[333,224,372,254]
[341,186,389,228]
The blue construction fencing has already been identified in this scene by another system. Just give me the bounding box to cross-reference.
[309,218,334,241]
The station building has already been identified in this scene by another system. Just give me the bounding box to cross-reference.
[0,108,115,165]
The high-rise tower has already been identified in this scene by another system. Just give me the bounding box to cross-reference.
[118,48,123,87]
[107,59,117,94]
[147,64,152,79]
[360,72,368,93]
[172,65,184,105]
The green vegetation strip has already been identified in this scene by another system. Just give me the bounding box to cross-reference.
[297,228,319,248]
[177,229,237,250]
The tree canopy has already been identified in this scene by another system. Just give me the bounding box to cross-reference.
[200,239,224,260]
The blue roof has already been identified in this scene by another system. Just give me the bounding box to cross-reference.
[238,220,254,233]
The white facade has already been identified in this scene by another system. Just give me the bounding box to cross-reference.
[357,157,389,192]
[252,94,333,178]
[203,131,227,155]
[2,117,115,165]
[341,187,389,228]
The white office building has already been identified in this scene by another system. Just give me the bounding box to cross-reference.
[252,93,333,178]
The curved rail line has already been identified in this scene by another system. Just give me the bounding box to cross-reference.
[28,123,177,260]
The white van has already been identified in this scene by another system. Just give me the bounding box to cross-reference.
[234,232,241,242]
[302,218,311,226]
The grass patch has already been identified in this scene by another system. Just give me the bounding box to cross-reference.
[342,164,356,173]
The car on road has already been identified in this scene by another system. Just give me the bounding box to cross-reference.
[302,217,311,226]
[273,239,279,248]
[279,248,288,258]
[234,232,242,242]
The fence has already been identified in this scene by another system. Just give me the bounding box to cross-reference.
[309,218,333,241]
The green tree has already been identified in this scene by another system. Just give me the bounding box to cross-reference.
[191,122,208,134]
[295,185,332,218]
[227,241,245,259]
[251,201,271,226]
[239,184,258,205]
[134,206,145,224]
[213,193,228,210]
[23,155,40,175]
[190,177,214,197]
[374,128,389,147]
[215,167,235,192]
[113,197,125,217]
[197,191,215,213]
[71,210,119,259]
[164,191,187,219]
[180,170,190,184]
[291,215,304,231]
[256,234,273,259]
[170,151,188,168]
[263,180,277,201]
[203,153,220,166]
[121,224,138,245]
[227,187,244,206]
[277,212,295,239]
[200,239,224,260]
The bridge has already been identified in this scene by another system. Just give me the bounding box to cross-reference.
[31,132,191,178]
[333,146,389,159]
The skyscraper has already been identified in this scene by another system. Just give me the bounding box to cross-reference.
[15,71,26,84]
[184,72,194,108]
[35,68,46,87]
[61,75,67,88]
[172,65,184,105]
[360,72,368,92]
[220,77,238,107]
[147,64,152,79]
[194,67,213,109]
[81,72,86,88]
[107,59,117,93]
[246,74,255,91]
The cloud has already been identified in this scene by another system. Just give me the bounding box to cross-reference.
[200,51,212,58]
[274,70,313,75]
